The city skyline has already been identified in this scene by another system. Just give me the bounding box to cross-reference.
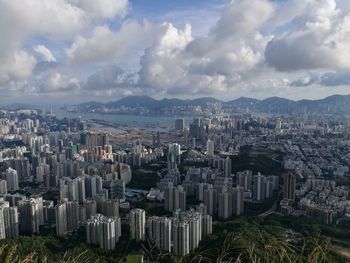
[0,0,350,105]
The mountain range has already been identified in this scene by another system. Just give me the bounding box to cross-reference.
[75,94,350,115]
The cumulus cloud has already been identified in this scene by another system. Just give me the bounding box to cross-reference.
[37,71,82,94]
[66,21,165,64]
[290,74,319,87]
[34,45,56,62]
[1,0,350,101]
[265,0,350,71]
[68,0,128,19]
[320,70,350,86]
[290,70,350,87]
[212,0,274,38]
[0,50,37,84]
[0,0,128,86]
[134,0,274,96]
[86,66,134,90]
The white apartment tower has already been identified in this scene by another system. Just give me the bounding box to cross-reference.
[130,208,146,241]
[86,214,121,250]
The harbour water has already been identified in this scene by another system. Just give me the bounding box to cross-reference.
[54,108,192,131]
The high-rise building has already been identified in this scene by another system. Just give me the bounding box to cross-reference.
[0,179,7,194]
[66,200,80,231]
[0,201,19,239]
[175,118,185,131]
[253,173,266,201]
[85,175,103,198]
[156,131,161,147]
[18,197,44,234]
[55,201,68,236]
[189,118,205,139]
[60,177,86,203]
[232,186,244,216]
[4,168,19,191]
[102,180,125,199]
[164,184,174,212]
[167,143,181,170]
[130,208,146,241]
[183,211,202,252]
[276,118,282,129]
[86,214,121,250]
[102,199,119,218]
[164,185,186,212]
[172,220,190,256]
[283,172,296,201]
[203,186,217,216]
[83,199,97,221]
[206,139,214,156]
[55,199,80,236]
[85,132,109,150]
[174,186,186,212]
[201,214,212,238]
[236,170,253,191]
[147,216,172,252]
[196,203,207,215]
[218,190,232,219]
[224,157,232,177]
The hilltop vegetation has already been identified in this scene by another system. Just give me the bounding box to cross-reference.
[1,216,349,263]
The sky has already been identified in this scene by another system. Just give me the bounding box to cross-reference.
[0,0,350,105]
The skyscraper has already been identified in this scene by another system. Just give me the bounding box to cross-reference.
[4,168,19,192]
[0,179,7,194]
[102,198,119,218]
[175,118,185,131]
[218,190,232,219]
[283,171,296,201]
[183,211,202,252]
[206,139,214,156]
[172,220,190,256]
[165,185,186,212]
[86,214,121,250]
[55,201,68,236]
[203,186,217,216]
[0,201,19,239]
[18,197,44,234]
[232,186,244,216]
[55,199,80,236]
[167,143,181,170]
[130,208,146,241]
[147,216,172,252]
[201,214,212,238]
[253,173,266,201]
[224,156,232,177]
[85,175,103,198]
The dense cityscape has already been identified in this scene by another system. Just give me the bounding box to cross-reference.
[0,101,349,261]
[1,0,350,262]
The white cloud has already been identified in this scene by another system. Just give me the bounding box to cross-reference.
[1,0,350,101]
[212,0,274,38]
[66,20,165,64]
[134,0,274,96]
[265,0,350,71]
[0,0,129,85]
[0,50,37,84]
[68,0,128,19]
[37,71,82,93]
[34,45,56,62]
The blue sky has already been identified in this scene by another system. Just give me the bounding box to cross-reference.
[0,0,349,105]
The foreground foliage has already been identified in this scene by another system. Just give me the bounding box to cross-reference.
[0,216,349,263]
